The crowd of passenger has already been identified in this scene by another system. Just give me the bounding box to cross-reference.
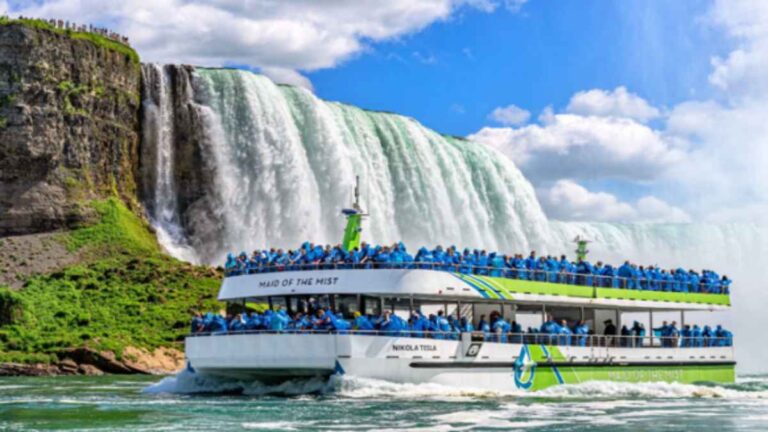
[224,242,732,294]
[191,308,733,348]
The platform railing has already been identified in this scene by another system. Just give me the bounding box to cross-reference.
[187,329,733,348]
[223,262,729,295]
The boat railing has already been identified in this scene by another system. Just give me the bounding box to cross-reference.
[187,329,733,349]
[224,262,729,295]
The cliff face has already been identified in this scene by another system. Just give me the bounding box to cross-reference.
[0,22,141,236]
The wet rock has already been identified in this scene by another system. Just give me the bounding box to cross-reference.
[0,23,141,236]
[78,363,104,376]
[0,362,61,376]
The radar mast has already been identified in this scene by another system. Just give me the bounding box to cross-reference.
[341,176,367,251]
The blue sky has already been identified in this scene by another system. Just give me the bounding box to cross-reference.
[308,0,724,136]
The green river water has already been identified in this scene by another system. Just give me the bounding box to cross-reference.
[0,373,766,431]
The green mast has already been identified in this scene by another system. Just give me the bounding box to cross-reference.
[573,235,591,261]
[341,176,367,251]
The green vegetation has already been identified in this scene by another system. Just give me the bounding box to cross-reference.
[0,17,139,64]
[57,80,89,116]
[0,199,221,363]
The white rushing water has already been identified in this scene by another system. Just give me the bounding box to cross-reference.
[140,66,768,372]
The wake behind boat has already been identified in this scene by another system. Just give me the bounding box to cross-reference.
[185,181,735,391]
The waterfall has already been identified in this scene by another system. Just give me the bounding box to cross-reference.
[167,67,554,263]
[139,64,198,262]
[139,65,767,372]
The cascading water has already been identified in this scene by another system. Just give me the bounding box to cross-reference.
[140,65,767,372]
[139,64,198,262]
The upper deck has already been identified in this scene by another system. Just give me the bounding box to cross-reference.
[220,266,730,311]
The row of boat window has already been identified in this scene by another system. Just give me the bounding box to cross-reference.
[223,243,732,294]
[190,295,733,348]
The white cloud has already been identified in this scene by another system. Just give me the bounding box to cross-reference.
[504,0,528,13]
[707,1,768,101]
[489,104,530,126]
[470,111,686,183]
[474,0,768,225]
[566,86,660,122]
[541,180,690,223]
[412,51,437,65]
[260,67,313,91]
[7,0,515,88]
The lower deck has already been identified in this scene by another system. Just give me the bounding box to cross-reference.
[185,332,735,391]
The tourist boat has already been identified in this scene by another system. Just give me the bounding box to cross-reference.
[185,183,735,391]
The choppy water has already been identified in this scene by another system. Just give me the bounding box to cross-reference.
[0,373,766,431]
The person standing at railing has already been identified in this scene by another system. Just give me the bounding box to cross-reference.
[574,321,589,346]
[620,325,631,347]
[491,312,510,343]
[558,320,573,346]
[352,311,374,332]
[617,261,635,289]
[603,319,617,346]
[191,313,205,334]
[631,321,645,347]
[720,276,732,294]
[668,321,680,347]
[692,324,703,347]
[680,325,692,347]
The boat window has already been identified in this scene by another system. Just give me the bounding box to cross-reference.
[362,296,381,317]
[306,295,333,313]
[413,298,460,320]
[288,296,310,315]
[336,295,360,319]
[270,296,287,312]
[385,297,412,319]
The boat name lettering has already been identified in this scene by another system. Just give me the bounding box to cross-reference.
[391,344,437,352]
[258,276,340,289]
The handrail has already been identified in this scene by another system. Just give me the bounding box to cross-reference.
[223,262,729,295]
[187,329,734,349]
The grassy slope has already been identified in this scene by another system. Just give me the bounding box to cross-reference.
[0,199,221,364]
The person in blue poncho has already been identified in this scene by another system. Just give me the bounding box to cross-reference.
[576,259,594,287]
[559,319,573,346]
[509,320,523,343]
[692,324,703,348]
[353,311,374,332]
[210,313,228,334]
[574,320,590,347]
[228,313,246,332]
[459,316,474,333]
[225,253,238,275]
[489,253,504,277]
[702,325,714,347]
[476,250,489,275]
[720,276,732,294]
[680,325,692,347]
[491,312,509,343]
[375,246,391,269]
[434,310,452,339]
[654,320,670,347]
[191,313,205,333]
[311,308,333,331]
[379,310,400,335]
[540,315,561,345]
[269,309,290,331]
[408,312,427,338]
[617,261,634,289]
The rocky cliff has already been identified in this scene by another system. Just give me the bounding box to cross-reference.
[0,20,141,236]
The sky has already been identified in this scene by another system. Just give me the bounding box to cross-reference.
[3,0,767,226]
